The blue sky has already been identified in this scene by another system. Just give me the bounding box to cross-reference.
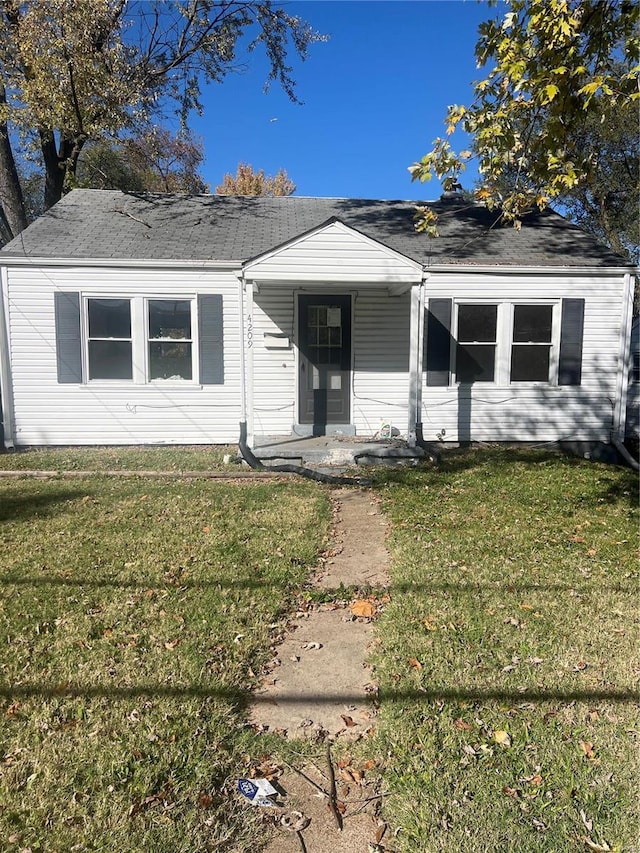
[192,0,503,200]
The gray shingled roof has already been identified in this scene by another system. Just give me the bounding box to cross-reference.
[0,188,630,267]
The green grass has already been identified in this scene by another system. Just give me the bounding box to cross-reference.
[0,473,329,852]
[371,449,639,852]
[1,446,637,852]
[0,445,236,471]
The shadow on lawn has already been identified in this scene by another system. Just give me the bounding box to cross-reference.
[0,683,638,706]
[1,576,636,595]
[0,488,87,522]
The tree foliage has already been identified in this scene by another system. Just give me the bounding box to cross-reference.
[215,162,295,196]
[410,0,639,240]
[77,128,208,194]
[0,0,324,239]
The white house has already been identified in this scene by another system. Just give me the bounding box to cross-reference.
[0,190,636,456]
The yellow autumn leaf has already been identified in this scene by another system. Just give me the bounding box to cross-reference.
[494,730,512,747]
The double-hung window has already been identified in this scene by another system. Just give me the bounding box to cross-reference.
[54,291,224,386]
[87,298,132,380]
[510,304,553,382]
[425,298,583,387]
[148,299,193,381]
[456,304,497,383]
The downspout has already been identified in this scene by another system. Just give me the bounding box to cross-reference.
[415,271,440,464]
[610,272,638,469]
[0,265,15,449]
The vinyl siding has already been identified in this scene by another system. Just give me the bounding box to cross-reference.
[251,288,411,437]
[3,259,630,447]
[245,221,422,283]
[5,265,241,445]
[421,272,626,443]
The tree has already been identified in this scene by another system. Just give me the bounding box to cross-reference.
[76,128,208,194]
[215,162,295,196]
[555,96,639,262]
[409,0,639,238]
[0,0,324,238]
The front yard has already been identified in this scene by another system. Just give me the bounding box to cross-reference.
[0,447,637,851]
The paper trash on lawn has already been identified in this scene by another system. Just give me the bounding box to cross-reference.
[237,778,278,807]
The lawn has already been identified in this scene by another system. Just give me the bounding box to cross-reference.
[0,468,329,852]
[372,449,639,852]
[0,447,637,852]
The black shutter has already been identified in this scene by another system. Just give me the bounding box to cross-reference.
[425,298,452,386]
[54,291,82,383]
[198,294,224,384]
[558,298,585,385]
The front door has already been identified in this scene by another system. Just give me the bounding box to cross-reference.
[298,294,351,433]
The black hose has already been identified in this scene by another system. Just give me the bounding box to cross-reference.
[237,422,370,486]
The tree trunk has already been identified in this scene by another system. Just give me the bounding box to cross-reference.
[0,83,28,240]
[40,129,68,211]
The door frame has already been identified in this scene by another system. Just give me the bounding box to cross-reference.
[295,291,354,434]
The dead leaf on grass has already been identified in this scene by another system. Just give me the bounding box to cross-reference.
[579,740,596,760]
[582,838,612,852]
[408,657,423,671]
[454,718,473,731]
[350,599,376,618]
[494,730,512,747]
[341,715,357,728]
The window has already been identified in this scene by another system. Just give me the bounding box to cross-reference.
[425,298,581,388]
[510,304,553,382]
[87,298,132,380]
[54,291,224,386]
[148,299,193,381]
[456,304,497,383]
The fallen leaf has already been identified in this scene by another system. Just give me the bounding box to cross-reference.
[519,602,534,611]
[579,740,595,760]
[502,786,519,798]
[529,774,543,786]
[454,718,473,731]
[341,715,357,728]
[494,730,512,747]
[164,639,180,650]
[350,599,376,618]
[197,792,213,809]
[408,657,423,670]
[573,661,589,672]
[580,809,593,832]
[582,838,612,852]
[375,822,387,843]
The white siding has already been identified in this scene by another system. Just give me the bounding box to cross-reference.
[3,257,629,448]
[250,288,411,437]
[421,272,627,443]
[5,265,242,446]
[244,221,422,284]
